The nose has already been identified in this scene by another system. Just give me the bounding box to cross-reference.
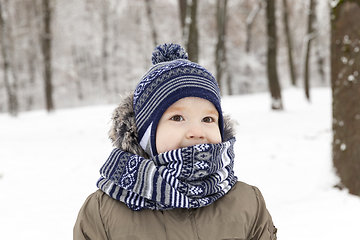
[185,122,205,140]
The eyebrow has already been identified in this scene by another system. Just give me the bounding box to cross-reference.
[165,106,218,116]
[206,109,219,116]
[165,106,185,113]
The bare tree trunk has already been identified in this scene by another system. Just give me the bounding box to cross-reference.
[178,0,198,62]
[178,0,187,47]
[101,1,109,90]
[41,0,54,112]
[266,0,283,110]
[25,1,38,111]
[110,2,121,100]
[0,1,18,116]
[304,0,316,101]
[282,0,297,86]
[187,0,198,62]
[331,0,360,196]
[245,2,261,53]
[226,73,233,95]
[313,4,325,83]
[27,44,36,110]
[215,0,227,94]
[145,0,158,48]
[315,37,326,83]
[178,0,186,35]
[71,46,84,101]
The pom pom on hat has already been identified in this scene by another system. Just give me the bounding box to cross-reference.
[134,43,223,157]
[151,43,188,65]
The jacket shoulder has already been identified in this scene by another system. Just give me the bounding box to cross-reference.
[230,181,277,240]
[74,190,110,240]
[75,190,168,240]
[202,181,277,240]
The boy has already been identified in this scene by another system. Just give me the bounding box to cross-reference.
[74,43,276,240]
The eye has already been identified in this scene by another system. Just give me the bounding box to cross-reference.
[170,115,184,122]
[202,116,215,123]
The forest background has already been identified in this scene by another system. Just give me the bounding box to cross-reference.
[0,0,331,114]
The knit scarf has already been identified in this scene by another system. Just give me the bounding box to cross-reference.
[97,137,238,211]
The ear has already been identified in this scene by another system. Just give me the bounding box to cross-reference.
[109,92,149,158]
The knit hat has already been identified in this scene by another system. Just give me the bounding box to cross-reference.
[133,43,223,156]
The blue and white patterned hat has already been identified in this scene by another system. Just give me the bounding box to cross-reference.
[133,43,223,156]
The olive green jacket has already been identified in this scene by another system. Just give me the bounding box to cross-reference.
[74,181,276,240]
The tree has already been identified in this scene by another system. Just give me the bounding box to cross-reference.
[178,0,187,40]
[245,1,261,54]
[25,0,41,111]
[312,2,325,84]
[303,0,316,101]
[282,0,297,86]
[145,0,158,48]
[0,0,18,116]
[41,0,54,112]
[178,0,198,62]
[215,0,228,94]
[331,0,360,196]
[100,0,110,90]
[266,0,282,110]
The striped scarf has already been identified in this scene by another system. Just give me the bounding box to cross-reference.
[97,138,238,211]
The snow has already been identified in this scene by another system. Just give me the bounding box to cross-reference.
[330,0,340,8]
[1,87,359,239]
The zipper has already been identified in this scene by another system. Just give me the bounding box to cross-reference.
[161,210,170,240]
[188,208,200,239]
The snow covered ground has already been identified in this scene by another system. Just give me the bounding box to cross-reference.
[0,87,359,240]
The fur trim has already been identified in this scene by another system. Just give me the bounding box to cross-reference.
[109,92,149,158]
[223,114,237,141]
[109,92,236,157]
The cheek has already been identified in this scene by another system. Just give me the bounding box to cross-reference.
[156,123,181,153]
[156,134,181,153]
[214,132,222,143]
[209,126,222,144]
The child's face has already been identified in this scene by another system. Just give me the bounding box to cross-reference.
[156,97,222,154]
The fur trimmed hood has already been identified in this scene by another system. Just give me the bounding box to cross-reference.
[109,92,236,158]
